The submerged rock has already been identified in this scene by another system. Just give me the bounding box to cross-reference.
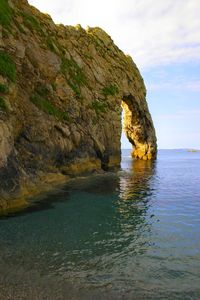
[0,0,157,210]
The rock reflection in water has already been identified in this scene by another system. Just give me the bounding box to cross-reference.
[0,155,157,297]
[110,158,156,255]
[119,158,156,201]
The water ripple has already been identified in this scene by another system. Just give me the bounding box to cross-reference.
[0,150,200,299]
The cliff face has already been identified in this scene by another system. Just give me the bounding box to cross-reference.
[0,0,157,210]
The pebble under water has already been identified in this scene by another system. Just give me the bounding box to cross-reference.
[0,149,200,299]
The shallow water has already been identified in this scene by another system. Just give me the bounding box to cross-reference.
[0,149,200,299]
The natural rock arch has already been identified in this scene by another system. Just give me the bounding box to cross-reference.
[0,0,157,210]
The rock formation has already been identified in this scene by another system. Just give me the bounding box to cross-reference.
[0,0,157,211]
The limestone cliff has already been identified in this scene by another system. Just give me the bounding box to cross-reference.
[0,0,157,211]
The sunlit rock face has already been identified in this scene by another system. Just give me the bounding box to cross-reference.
[0,0,156,209]
[122,95,157,160]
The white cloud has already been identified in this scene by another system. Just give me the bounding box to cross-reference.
[28,0,200,70]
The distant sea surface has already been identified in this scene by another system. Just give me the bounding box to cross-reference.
[0,149,200,299]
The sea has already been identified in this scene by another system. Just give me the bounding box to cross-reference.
[0,149,200,300]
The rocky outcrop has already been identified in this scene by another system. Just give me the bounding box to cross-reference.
[0,0,157,211]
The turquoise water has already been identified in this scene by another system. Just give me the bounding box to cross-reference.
[0,149,200,299]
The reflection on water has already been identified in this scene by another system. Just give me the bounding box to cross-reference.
[0,150,200,299]
[118,159,155,220]
[115,159,156,255]
[120,158,155,200]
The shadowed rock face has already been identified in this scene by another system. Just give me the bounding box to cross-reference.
[0,0,156,209]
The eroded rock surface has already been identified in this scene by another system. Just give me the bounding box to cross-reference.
[0,0,157,210]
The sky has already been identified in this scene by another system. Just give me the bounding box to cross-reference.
[28,0,200,149]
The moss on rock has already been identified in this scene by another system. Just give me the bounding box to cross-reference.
[0,97,8,112]
[0,51,16,82]
[0,0,13,30]
[30,87,68,122]
[102,84,119,96]
[0,83,8,94]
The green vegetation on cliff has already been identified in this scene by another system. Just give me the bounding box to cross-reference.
[30,85,68,121]
[22,12,44,36]
[0,97,8,112]
[92,100,108,116]
[46,37,57,52]
[0,83,8,93]
[102,84,119,96]
[0,0,12,29]
[0,51,16,82]
[35,84,50,98]
[61,57,86,97]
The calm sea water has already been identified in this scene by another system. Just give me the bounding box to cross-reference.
[0,149,200,299]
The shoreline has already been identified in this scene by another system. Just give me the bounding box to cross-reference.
[0,172,69,216]
[0,155,120,216]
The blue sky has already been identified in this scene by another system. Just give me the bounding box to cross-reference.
[28,0,200,149]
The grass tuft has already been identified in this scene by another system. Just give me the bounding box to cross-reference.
[22,12,44,36]
[61,57,86,98]
[0,97,8,112]
[0,83,8,93]
[0,51,16,82]
[35,84,50,97]
[0,0,12,29]
[102,84,119,96]
[51,82,57,91]
[46,37,57,52]
[91,100,107,116]
[30,91,68,122]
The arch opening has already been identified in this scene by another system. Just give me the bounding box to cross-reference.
[120,94,157,161]
[121,109,132,152]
